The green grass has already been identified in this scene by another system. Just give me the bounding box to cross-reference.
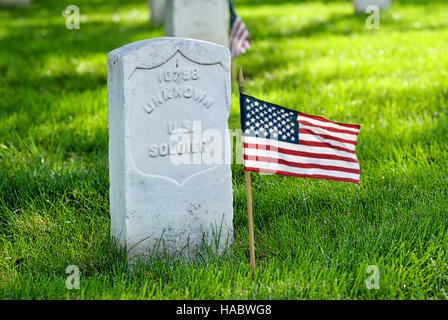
[1,0,447,299]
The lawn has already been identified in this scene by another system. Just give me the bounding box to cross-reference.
[0,0,447,299]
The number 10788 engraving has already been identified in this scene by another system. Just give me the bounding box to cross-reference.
[159,68,199,83]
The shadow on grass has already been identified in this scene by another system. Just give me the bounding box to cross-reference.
[0,0,161,95]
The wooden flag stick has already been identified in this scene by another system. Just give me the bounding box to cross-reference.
[231,61,237,88]
[238,67,256,271]
[245,167,256,271]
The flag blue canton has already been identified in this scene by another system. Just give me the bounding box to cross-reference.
[240,93,299,144]
[229,0,237,26]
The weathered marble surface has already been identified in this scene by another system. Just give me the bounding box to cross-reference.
[107,38,233,262]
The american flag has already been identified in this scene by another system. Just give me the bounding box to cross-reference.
[229,0,251,59]
[240,94,361,184]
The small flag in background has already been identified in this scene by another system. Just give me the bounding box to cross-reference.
[240,93,361,184]
[229,0,251,59]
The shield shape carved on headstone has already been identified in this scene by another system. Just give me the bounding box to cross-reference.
[127,50,229,185]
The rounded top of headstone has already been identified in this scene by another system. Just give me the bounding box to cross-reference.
[108,37,230,71]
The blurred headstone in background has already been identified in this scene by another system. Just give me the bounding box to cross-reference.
[0,0,31,6]
[148,0,166,25]
[165,0,229,47]
[352,0,392,13]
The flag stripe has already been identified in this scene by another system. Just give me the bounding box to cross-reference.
[244,146,359,170]
[235,21,246,40]
[243,136,358,160]
[298,140,356,155]
[237,27,248,44]
[244,154,360,174]
[244,161,360,181]
[299,133,357,151]
[298,120,359,135]
[298,113,361,130]
[297,113,359,133]
[235,30,249,49]
[244,167,360,184]
[299,129,357,145]
[231,17,242,37]
[299,124,358,142]
[244,143,359,164]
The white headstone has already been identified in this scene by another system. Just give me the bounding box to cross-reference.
[148,0,165,25]
[165,0,229,47]
[107,38,233,262]
[352,0,392,13]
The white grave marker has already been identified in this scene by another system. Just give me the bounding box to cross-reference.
[148,0,166,25]
[165,0,229,47]
[107,38,233,261]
